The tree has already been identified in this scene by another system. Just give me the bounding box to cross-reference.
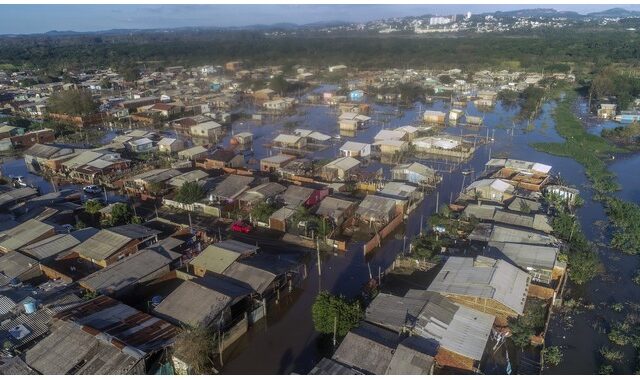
[172,326,217,375]
[438,74,453,84]
[250,201,277,224]
[174,182,206,204]
[311,291,363,338]
[542,346,563,367]
[84,199,103,214]
[411,234,441,262]
[122,66,140,83]
[104,203,140,227]
[47,88,98,116]
[509,299,547,348]
[269,75,290,95]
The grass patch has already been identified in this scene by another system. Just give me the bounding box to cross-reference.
[532,90,640,255]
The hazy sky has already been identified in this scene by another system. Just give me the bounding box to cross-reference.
[1,4,639,34]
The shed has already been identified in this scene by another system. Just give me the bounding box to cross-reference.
[332,322,401,375]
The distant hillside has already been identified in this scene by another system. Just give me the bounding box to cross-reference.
[587,7,640,18]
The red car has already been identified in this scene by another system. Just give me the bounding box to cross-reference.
[231,220,253,234]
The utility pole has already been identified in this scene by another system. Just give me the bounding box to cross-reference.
[316,238,322,276]
[436,192,440,213]
[332,315,338,348]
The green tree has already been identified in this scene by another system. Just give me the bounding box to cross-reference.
[509,299,547,348]
[84,199,103,214]
[250,201,277,224]
[411,234,441,262]
[311,291,363,338]
[174,182,206,204]
[47,88,98,116]
[104,203,139,227]
[269,75,291,95]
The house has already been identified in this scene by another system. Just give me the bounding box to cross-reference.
[0,251,41,286]
[253,88,275,103]
[332,322,435,375]
[10,129,55,149]
[260,154,296,172]
[238,182,287,207]
[126,138,155,153]
[269,206,297,232]
[221,255,296,297]
[177,145,209,161]
[78,247,181,296]
[150,102,179,118]
[21,228,99,263]
[278,158,314,179]
[320,156,361,182]
[72,224,160,267]
[293,129,331,144]
[0,125,25,139]
[272,134,306,150]
[545,185,579,204]
[153,276,251,328]
[374,129,406,142]
[356,195,398,225]
[338,112,371,131]
[24,295,178,375]
[263,98,295,111]
[167,170,209,188]
[281,184,328,208]
[208,174,254,203]
[198,149,245,170]
[190,240,258,276]
[125,168,183,194]
[315,196,357,227]
[308,358,361,375]
[340,141,371,158]
[231,132,253,145]
[375,139,408,155]
[464,179,515,203]
[157,137,185,153]
[190,121,223,140]
[394,125,419,141]
[423,110,446,124]
[365,291,494,372]
[485,242,560,285]
[225,61,243,71]
[0,219,56,254]
[427,255,531,322]
[0,187,39,210]
[378,182,421,211]
[598,103,617,119]
[391,162,438,185]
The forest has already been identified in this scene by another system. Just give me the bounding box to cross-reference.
[1,27,639,73]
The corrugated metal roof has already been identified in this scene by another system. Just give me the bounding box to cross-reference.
[487,242,558,271]
[309,358,360,375]
[0,187,38,208]
[79,249,177,294]
[0,251,38,279]
[73,230,132,261]
[385,336,436,375]
[107,224,160,240]
[21,228,99,261]
[282,185,314,206]
[356,194,396,222]
[490,225,557,246]
[190,245,241,274]
[209,175,253,200]
[364,293,425,333]
[154,276,250,327]
[427,256,530,316]
[0,219,54,252]
[332,322,400,375]
[222,261,277,295]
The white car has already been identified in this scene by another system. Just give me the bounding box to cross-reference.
[83,185,102,194]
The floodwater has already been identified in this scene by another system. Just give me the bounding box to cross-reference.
[217,89,640,374]
[6,86,638,374]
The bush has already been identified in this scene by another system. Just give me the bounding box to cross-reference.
[600,346,624,362]
[173,326,217,374]
[509,299,547,348]
[311,291,363,338]
[175,182,206,204]
[542,346,563,367]
[599,364,614,375]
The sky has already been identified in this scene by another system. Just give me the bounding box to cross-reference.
[1,4,640,34]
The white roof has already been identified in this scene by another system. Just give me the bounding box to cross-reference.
[340,141,369,151]
[273,134,303,145]
[395,125,418,133]
[374,130,406,141]
[324,156,360,171]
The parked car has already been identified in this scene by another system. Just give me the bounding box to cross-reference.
[231,220,253,234]
[83,185,102,194]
